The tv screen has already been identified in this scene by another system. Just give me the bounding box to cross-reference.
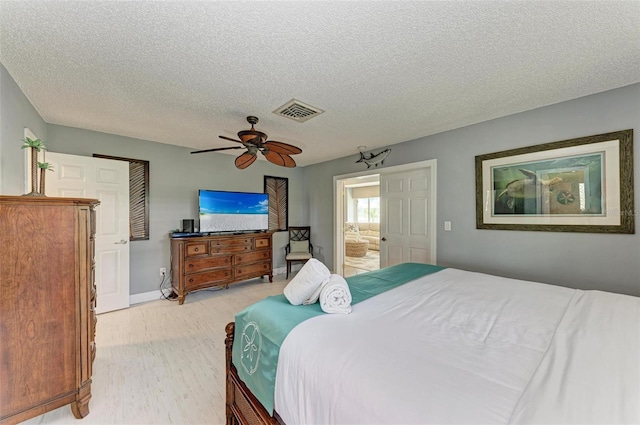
[199,190,269,232]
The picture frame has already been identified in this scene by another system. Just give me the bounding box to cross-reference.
[475,129,634,233]
[264,175,288,232]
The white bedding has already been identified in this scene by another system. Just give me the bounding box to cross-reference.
[273,268,640,424]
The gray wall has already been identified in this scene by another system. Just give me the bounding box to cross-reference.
[305,83,640,296]
[45,125,306,295]
[0,64,48,195]
[3,58,638,297]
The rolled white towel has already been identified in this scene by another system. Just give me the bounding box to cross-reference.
[319,274,352,314]
[283,258,331,305]
[303,277,329,305]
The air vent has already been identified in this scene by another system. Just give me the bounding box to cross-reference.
[273,99,324,123]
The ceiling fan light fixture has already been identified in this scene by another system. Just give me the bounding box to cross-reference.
[191,115,302,169]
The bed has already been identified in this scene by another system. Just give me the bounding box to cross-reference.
[224,263,640,424]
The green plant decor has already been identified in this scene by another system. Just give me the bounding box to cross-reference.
[21,137,47,196]
[37,162,54,195]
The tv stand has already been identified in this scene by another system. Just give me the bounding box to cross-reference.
[170,232,273,304]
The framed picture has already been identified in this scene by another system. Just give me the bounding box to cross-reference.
[264,176,288,231]
[475,129,634,233]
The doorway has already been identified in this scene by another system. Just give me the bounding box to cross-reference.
[343,174,380,277]
[45,152,131,314]
[334,159,437,277]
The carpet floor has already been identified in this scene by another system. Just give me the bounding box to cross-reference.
[345,249,380,273]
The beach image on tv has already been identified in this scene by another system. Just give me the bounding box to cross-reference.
[199,191,269,232]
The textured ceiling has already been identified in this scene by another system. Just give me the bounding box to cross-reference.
[1,1,639,167]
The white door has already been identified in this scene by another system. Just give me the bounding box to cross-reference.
[380,167,435,268]
[45,152,130,314]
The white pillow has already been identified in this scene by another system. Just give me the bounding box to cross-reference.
[290,239,309,253]
[283,258,331,305]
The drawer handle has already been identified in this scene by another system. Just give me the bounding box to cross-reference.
[189,264,194,268]
[237,257,242,262]
[237,269,242,274]
[225,272,229,276]
[194,247,200,252]
[189,278,194,283]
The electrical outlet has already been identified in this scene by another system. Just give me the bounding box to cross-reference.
[159,267,167,277]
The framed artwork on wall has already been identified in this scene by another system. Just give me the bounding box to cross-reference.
[264,175,288,231]
[475,129,634,233]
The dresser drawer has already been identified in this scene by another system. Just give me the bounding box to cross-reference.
[254,237,270,248]
[185,269,232,288]
[185,255,232,273]
[211,244,251,254]
[211,238,253,248]
[185,242,208,257]
[235,261,270,279]
[235,250,270,265]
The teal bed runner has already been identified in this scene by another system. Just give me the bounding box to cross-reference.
[232,262,445,414]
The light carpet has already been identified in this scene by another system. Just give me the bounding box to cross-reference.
[345,249,380,272]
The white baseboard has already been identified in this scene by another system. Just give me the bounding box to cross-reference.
[130,290,164,305]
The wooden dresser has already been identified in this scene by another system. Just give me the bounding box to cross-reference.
[0,196,99,424]
[170,232,273,304]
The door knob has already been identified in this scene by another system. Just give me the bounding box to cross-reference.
[114,239,128,245]
[381,237,387,241]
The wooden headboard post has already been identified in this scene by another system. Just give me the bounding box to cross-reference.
[225,322,236,425]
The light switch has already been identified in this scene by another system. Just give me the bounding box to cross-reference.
[444,221,452,231]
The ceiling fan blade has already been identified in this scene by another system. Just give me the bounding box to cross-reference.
[219,135,246,144]
[235,152,257,169]
[263,150,296,168]
[190,146,244,154]
[265,140,302,155]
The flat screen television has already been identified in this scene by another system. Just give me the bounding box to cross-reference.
[198,189,269,233]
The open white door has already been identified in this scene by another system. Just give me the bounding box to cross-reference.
[335,160,437,274]
[380,165,436,268]
[45,152,130,314]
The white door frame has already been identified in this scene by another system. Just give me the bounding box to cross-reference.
[333,159,437,275]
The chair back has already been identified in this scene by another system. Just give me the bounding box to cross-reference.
[288,226,311,253]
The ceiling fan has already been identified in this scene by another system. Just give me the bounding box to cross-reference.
[191,116,302,169]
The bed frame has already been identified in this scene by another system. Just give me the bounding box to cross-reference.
[225,322,282,425]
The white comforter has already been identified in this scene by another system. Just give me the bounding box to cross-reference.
[274,268,640,424]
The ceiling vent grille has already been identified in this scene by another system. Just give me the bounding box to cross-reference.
[273,99,324,123]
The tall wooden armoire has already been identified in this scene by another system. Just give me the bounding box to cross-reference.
[0,196,99,424]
